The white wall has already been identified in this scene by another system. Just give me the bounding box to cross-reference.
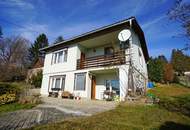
[43,44,79,75]
[41,68,92,99]
[85,43,120,58]
[95,73,118,100]
[41,74,49,95]
[119,65,129,101]
[131,30,148,78]
[118,29,148,101]
[86,47,104,58]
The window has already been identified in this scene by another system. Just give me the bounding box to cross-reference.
[105,80,120,95]
[74,73,86,91]
[49,75,65,91]
[104,47,114,55]
[120,40,130,49]
[55,78,61,88]
[52,49,68,64]
[138,48,143,66]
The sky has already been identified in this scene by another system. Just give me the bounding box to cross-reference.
[0,0,189,60]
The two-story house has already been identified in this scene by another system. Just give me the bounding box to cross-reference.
[40,17,149,101]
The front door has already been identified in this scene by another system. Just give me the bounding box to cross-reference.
[91,76,96,99]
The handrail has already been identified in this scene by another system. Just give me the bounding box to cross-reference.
[77,50,127,69]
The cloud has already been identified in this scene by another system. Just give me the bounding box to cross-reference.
[12,23,49,42]
[85,0,104,7]
[0,0,34,10]
[142,15,167,29]
[130,0,149,16]
[54,21,107,40]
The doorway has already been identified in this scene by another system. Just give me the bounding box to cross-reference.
[91,76,96,99]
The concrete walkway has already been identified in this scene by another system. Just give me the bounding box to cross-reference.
[40,97,118,115]
[0,97,117,130]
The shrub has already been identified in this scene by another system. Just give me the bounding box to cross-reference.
[18,94,41,104]
[30,71,42,88]
[0,93,16,105]
[0,83,21,105]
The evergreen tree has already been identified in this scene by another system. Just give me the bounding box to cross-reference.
[158,55,168,64]
[28,33,49,67]
[171,49,190,74]
[148,57,164,82]
[54,36,64,44]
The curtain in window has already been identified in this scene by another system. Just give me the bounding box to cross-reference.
[58,51,63,63]
[64,49,68,62]
[55,78,61,88]
[61,78,65,90]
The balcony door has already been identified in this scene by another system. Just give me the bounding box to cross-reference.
[80,52,85,69]
[104,47,114,55]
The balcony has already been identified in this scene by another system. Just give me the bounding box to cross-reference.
[77,50,126,70]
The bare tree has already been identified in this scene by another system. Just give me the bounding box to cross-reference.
[168,0,190,50]
[0,36,30,81]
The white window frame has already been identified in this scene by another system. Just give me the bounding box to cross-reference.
[51,48,68,64]
[74,73,86,91]
[105,79,120,94]
[49,75,66,91]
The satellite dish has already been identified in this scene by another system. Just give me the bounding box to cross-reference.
[118,29,131,42]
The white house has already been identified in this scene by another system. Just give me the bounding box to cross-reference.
[40,17,149,101]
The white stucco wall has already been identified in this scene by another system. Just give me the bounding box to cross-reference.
[85,46,104,58]
[131,30,148,77]
[95,73,118,100]
[43,44,79,75]
[41,27,148,101]
[41,70,91,98]
[119,65,129,101]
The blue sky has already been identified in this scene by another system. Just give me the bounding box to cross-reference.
[0,0,189,59]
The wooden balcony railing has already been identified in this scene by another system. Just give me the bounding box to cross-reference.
[77,50,126,69]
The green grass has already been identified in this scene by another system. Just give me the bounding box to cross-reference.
[28,84,190,130]
[0,103,36,115]
[0,82,37,114]
[148,83,190,117]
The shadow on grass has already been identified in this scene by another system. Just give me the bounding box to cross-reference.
[158,94,190,117]
[159,121,190,130]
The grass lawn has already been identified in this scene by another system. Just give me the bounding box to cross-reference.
[0,103,36,115]
[28,84,190,130]
[0,82,38,115]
